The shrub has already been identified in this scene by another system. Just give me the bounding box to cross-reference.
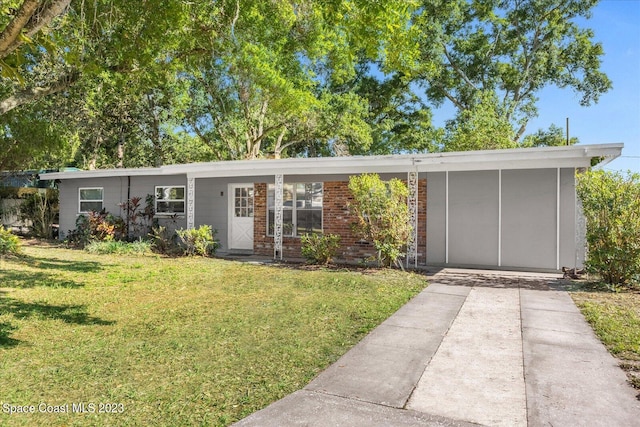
[85,240,152,255]
[0,226,21,256]
[348,174,412,268]
[176,225,219,256]
[577,170,640,288]
[301,233,341,265]
[149,226,180,255]
[65,210,125,248]
[18,189,59,239]
[65,215,92,248]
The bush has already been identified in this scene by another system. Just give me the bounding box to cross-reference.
[85,240,152,255]
[577,170,640,288]
[0,226,21,256]
[176,225,219,256]
[18,189,59,239]
[149,226,183,255]
[348,174,412,267]
[301,233,341,265]
[65,210,126,248]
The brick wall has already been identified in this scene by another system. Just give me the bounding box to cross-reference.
[253,179,427,265]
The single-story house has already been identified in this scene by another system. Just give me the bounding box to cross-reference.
[40,143,623,271]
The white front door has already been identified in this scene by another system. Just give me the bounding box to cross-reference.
[229,184,254,250]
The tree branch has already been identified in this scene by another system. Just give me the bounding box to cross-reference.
[24,0,72,40]
[0,0,71,59]
[0,70,79,114]
[0,0,40,59]
[441,42,477,92]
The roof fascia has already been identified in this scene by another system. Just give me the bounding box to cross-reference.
[39,143,623,180]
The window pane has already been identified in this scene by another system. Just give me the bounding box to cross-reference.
[157,186,184,201]
[80,188,102,201]
[80,201,102,212]
[296,209,322,235]
[312,182,323,207]
[157,201,185,214]
[268,209,293,236]
[267,185,275,208]
[283,183,294,207]
[172,187,184,199]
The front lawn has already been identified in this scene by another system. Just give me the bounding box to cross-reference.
[0,243,426,426]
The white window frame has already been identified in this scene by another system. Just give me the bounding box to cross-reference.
[155,185,186,216]
[267,182,323,237]
[78,187,103,213]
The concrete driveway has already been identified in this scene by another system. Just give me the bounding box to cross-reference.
[234,269,640,426]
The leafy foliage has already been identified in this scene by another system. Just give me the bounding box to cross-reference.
[0,225,21,256]
[119,195,155,239]
[18,189,58,239]
[65,209,125,248]
[577,170,640,288]
[522,124,579,147]
[149,226,180,255]
[176,225,219,257]
[301,233,341,265]
[0,0,611,169]
[348,174,412,267]
[414,0,609,145]
[441,91,516,152]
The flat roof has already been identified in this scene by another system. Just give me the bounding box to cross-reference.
[40,143,623,180]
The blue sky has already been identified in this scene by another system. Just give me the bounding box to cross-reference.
[431,0,640,173]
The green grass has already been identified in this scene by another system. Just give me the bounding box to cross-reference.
[0,242,426,426]
[571,283,640,360]
[84,239,152,255]
[571,282,640,389]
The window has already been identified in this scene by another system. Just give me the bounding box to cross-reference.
[268,182,322,236]
[233,186,254,218]
[155,186,185,215]
[79,188,103,213]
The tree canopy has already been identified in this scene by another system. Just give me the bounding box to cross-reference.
[0,0,611,170]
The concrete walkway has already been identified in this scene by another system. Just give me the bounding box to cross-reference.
[234,269,640,426]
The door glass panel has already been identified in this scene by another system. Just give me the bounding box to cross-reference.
[234,186,254,217]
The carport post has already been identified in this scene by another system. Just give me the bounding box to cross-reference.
[406,171,418,268]
[274,174,284,260]
[187,176,195,229]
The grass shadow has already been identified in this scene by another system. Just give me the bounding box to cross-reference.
[17,255,106,274]
[0,321,21,347]
[0,269,84,288]
[0,292,114,348]
[0,254,110,288]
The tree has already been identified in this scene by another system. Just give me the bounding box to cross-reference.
[522,123,579,147]
[0,0,74,114]
[1,0,194,170]
[441,91,516,152]
[414,0,611,146]
[348,174,412,267]
[181,0,421,160]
